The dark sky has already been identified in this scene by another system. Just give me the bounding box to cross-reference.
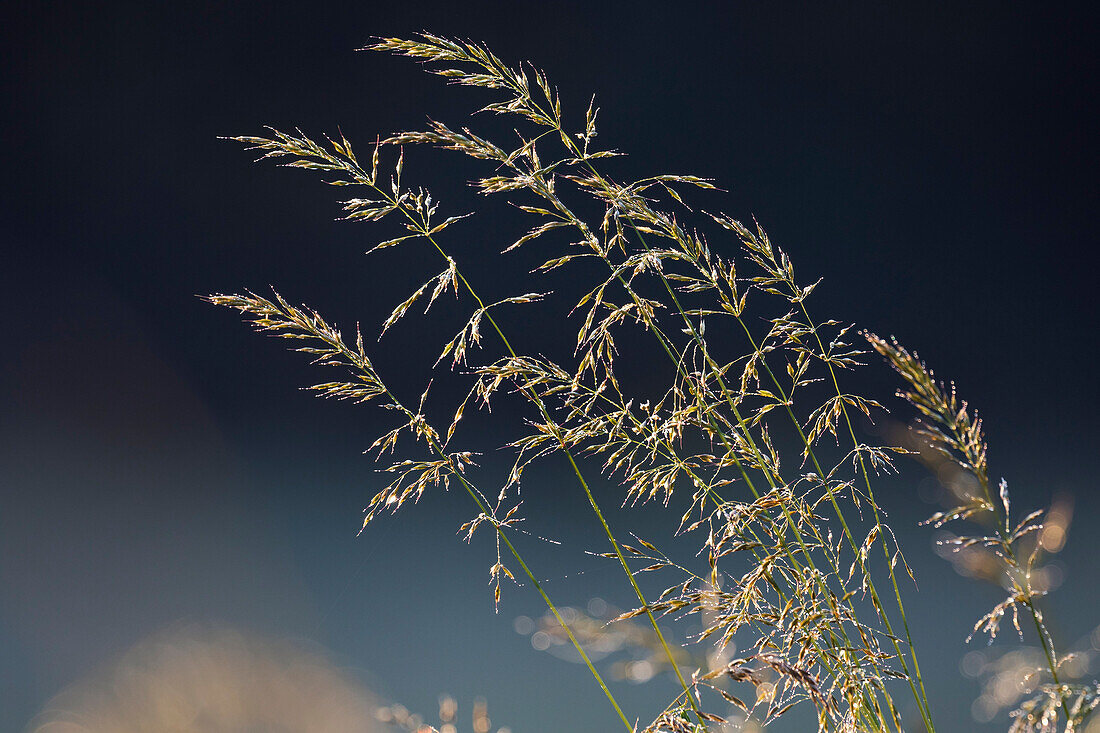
[3,3,1098,732]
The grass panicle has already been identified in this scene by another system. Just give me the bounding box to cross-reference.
[869,333,1097,731]
[208,32,1095,733]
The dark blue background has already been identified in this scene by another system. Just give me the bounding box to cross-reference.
[3,3,1097,731]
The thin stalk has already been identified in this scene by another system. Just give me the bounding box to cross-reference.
[485,133,896,728]
[550,127,889,616]
[375,182,709,729]
[974,474,1069,721]
[586,227,893,729]
[564,379,899,732]
[609,227,904,730]
[448,452,635,732]
[722,311,934,731]
[611,212,930,731]
[242,293,636,732]
[576,242,893,728]
[440,103,855,619]
[797,300,935,724]
[435,438,634,731]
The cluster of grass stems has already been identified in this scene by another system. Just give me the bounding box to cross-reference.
[208,34,1097,733]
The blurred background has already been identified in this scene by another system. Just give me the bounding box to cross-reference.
[2,2,1098,731]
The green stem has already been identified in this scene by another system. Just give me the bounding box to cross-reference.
[565,380,897,733]
[797,300,934,727]
[721,310,933,732]
[610,210,907,731]
[320,313,637,732]
[380,183,708,730]
[573,205,894,729]
[497,133,894,729]
[975,474,1068,722]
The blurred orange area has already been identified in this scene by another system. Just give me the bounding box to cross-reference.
[27,626,381,732]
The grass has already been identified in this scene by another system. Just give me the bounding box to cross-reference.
[206,33,1097,733]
